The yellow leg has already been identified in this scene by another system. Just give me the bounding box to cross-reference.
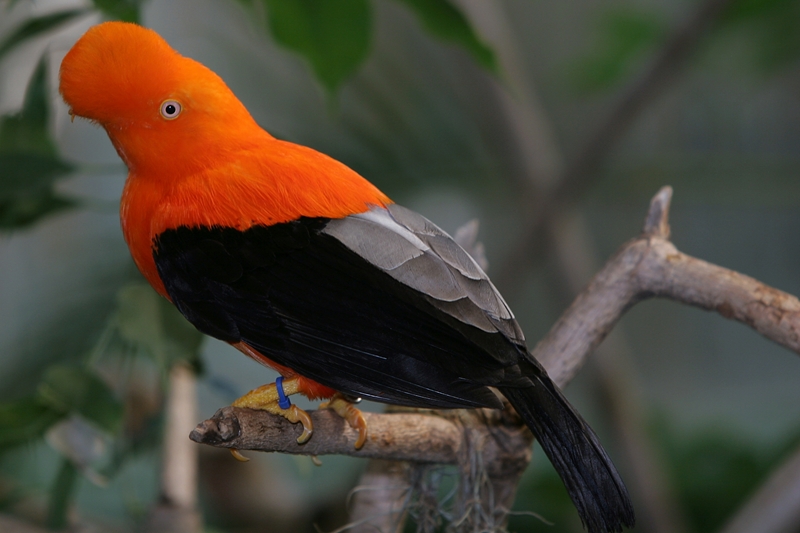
[320,393,368,449]
[232,377,313,444]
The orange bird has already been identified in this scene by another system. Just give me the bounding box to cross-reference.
[60,22,634,533]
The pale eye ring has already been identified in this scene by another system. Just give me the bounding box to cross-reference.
[160,100,182,120]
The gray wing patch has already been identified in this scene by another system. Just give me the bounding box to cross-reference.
[322,204,524,344]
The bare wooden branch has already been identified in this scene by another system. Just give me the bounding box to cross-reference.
[537,186,800,387]
[192,185,800,455]
[191,406,531,467]
[191,186,800,529]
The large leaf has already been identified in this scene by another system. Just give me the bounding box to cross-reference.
[0,9,89,60]
[90,0,144,23]
[37,366,124,434]
[249,0,372,93]
[393,0,496,72]
[0,397,64,450]
[0,60,76,229]
[0,60,57,156]
[0,153,76,228]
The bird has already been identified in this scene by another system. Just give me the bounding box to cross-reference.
[59,21,635,533]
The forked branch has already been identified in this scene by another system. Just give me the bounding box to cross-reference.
[191,186,800,455]
[190,186,800,533]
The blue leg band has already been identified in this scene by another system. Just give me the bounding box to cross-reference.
[276,376,292,409]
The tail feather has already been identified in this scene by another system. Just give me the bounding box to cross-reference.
[500,375,635,533]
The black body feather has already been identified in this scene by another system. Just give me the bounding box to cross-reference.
[153,207,634,532]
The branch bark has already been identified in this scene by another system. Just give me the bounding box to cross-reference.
[536,187,800,387]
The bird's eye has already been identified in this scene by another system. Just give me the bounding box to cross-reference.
[160,100,182,120]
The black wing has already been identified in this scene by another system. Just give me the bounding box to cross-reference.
[153,205,636,532]
[153,206,533,409]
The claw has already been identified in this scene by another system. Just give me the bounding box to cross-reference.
[323,394,368,449]
[284,404,314,444]
[230,449,250,462]
[231,377,312,444]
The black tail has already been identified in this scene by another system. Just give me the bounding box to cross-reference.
[500,372,635,533]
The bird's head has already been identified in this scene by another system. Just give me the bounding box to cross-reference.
[59,21,266,173]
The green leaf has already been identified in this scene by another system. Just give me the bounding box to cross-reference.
[393,0,496,72]
[0,60,77,229]
[0,9,90,60]
[0,189,76,229]
[46,459,79,530]
[90,0,144,23]
[0,59,57,156]
[0,397,64,450]
[569,8,666,93]
[38,366,124,434]
[254,0,372,92]
[115,283,204,369]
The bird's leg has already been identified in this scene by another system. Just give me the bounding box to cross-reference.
[232,376,313,444]
[319,393,368,449]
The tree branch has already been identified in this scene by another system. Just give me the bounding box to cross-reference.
[191,405,530,467]
[190,186,800,528]
[192,185,800,455]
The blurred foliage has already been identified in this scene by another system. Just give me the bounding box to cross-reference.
[509,420,800,533]
[2,0,799,530]
[393,0,495,72]
[0,279,202,527]
[237,0,495,93]
[38,366,124,434]
[249,0,372,93]
[0,398,63,451]
[114,283,205,372]
[571,0,800,93]
[91,0,144,23]
[0,8,89,60]
[721,0,800,72]
[0,59,76,228]
[569,8,667,93]
[659,422,800,533]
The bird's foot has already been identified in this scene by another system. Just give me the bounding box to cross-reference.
[320,393,368,449]
[232,376,314,444]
